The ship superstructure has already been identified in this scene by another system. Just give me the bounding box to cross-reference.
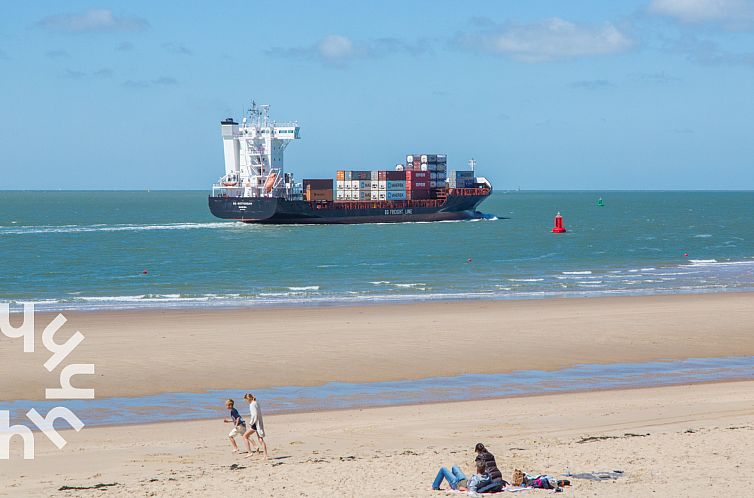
[213,102,301,199]
[209,102,492,224]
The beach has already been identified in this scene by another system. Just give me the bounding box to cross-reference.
[3,292,754,401]
[3,380,753,496]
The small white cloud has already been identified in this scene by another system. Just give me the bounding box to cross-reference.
[317,35,355,60]
[267,34,430,66]
[649,0,754,26]
[37,9,149,33]
[456,18,633,62]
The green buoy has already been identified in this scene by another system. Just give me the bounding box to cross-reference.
[597,197,604,207]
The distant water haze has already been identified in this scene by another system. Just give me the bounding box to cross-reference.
[1,190,753,310]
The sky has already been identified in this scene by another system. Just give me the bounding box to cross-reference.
[1,0,753,190]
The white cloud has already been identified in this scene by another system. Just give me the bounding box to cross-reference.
[456,18,633,62]
[37,9,149,33]
[267,34,430,66]
[648,0,754,25]
[317,35,356,60]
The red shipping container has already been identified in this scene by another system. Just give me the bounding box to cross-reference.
[406,189,431,200]
[386,170,406,180]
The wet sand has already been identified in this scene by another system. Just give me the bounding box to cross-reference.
[3,292,754,401]
[3,381,753,497]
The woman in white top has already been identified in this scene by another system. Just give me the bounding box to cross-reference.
[242,393,269,460]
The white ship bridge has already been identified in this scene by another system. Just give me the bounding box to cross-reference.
[212,102,301,198]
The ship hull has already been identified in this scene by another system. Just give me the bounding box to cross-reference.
[208,193,489,224]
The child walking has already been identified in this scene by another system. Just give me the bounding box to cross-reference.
[223,399,250,454]
[243,393,269,460]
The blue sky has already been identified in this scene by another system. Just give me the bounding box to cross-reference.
[1,0,753,190]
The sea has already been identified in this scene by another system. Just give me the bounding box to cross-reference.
[1,190,753,311]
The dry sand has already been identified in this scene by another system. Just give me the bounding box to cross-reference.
[3,292,754,401]
[2,381,754,497]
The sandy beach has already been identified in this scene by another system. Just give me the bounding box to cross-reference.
[2,380,753,497]
[3,292,754,401]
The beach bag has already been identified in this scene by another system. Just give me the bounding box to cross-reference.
[511,469,524,487]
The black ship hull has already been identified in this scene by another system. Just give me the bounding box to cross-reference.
[208,192,490,224]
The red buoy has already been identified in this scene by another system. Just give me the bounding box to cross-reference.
[143,270,149,275]
[551,212,567,233]
[467,258,473,263]
[683,253,688,257]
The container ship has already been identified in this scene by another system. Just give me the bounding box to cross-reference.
[208,102,492,224]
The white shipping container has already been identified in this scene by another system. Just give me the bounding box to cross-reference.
[420,154,428,164]
[370,181,379,190]
[378,180,386,190]
[336,190,346,200]
[379,192,387,200]
[370,191,379,200]
[406,155,414,163]
[387,191,407,200]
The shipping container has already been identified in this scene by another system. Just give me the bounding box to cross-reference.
[370,191,379,200]
[336,180,346,190]
[386,180,406,190]
[406,181,430,190]
[379,191,387,200]
[387,170,405,180]
[436,163,447,173]
[336,191,346,201]
[305,189,333,202]
[448,178,475,188]
[436,154,447,164]
[336,170,346,181]
[449,170,475,179]
[386,191,407,200]
[303,179,333,190]
[406,189,430,200]
[406,155,414,163]
[406,170,430,180]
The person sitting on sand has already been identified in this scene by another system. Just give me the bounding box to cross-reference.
[432,464,468,491]
[474,443,507,492]
[433,463,496,494]
[242,393,269,460]
[223,399,249,454]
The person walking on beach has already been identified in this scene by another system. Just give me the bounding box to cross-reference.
[223,399,249,454]
[243,393,269,460]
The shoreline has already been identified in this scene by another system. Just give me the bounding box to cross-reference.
[9,285,754,314]
[3,292,754,401]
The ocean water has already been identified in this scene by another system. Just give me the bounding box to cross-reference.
[1,190,753,310]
